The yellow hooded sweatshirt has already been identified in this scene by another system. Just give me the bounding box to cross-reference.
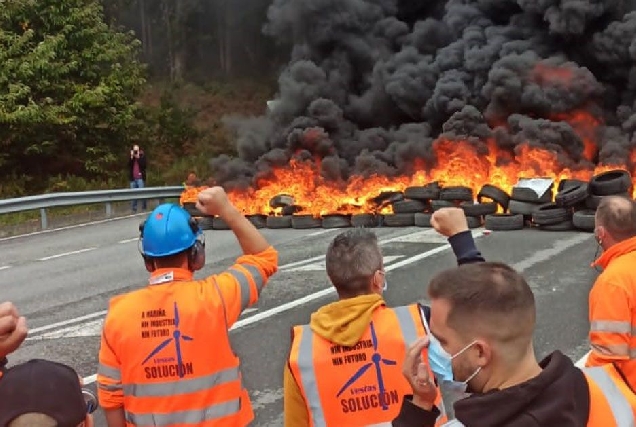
[283,294,386,427]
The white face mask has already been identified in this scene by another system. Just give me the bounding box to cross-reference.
[382,279,388,291]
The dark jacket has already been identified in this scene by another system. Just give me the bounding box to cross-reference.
[128,153,147,181]
[392,348,590,426]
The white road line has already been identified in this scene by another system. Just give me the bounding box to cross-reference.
[81,230,483,385]
[279,228,439,271]
[29,310,108,335]
[37,247,97,261]
[0,265,10,271]
[305,229,337,237]
[575,351,591,368]
[118,238,138,244]
[0,213,147,242]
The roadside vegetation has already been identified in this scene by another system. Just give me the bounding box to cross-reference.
[0,0,280,227]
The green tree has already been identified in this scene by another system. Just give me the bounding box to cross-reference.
[0,0,147,191]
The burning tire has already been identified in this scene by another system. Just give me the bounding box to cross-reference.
[460,201,498,217]
[183,202,200,217]
[431,200,454,211]
[269,194,295,209]
[404,183,441,201]
[382,213,415,227]
[537,220,575,232]
[392,199,428,214]
[322,214,352,229]
[414,212,432,227]
[555,183,588,208]
[531,203,571,226]
[351,214,381,228]
[440,186,473,202]
[477,184,510,211]
[573,210,595,231]
[558,179,588,192]
[511,186,553,203]
[213,217,231,230]
[508,200,541,216]
[246,214,267,229]
[585,192,631,209]
[589,170,632,196]
[291,214,322,229]
[197,216,214,231]
[266,215,292,229]
[484,213,524,231]
[282,205,304,215]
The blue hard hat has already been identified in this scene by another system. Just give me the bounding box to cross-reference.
[140,203,201,257]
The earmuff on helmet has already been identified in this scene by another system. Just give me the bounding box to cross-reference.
[138,214,206,273]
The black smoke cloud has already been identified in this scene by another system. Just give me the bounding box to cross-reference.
[211,0,636,189]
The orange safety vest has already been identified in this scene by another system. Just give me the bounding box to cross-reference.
[97,270,254,427]
[584,364,636,426]
[288,303,447,427]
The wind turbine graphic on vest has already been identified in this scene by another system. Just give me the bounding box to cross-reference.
[335,321,396,410]
[141,302,194,378]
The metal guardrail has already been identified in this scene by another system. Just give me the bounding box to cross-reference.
[0,186,184,229]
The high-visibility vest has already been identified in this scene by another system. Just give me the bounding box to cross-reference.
[97,270,260,427]
[288,303,447,427]
[437,364,636,427]
[585,364,636,426]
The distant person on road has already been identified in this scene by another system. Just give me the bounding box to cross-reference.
[128,144,147,213]
[391,262,636,427]
[0,359,97,427]
[0,301,28,375]
[96,187,279,427]
[586,194,636,390]
[283,208,485,427]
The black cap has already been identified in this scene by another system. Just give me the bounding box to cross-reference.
[0,359,87,426]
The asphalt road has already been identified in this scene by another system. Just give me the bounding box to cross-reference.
[0,215,598,426]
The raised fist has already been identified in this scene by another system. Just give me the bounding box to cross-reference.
[196,186,231,217]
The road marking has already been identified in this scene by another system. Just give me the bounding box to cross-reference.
[37,247,97,261]
[286,255,406,272]
[28,308,260,341]
[118,237,138,244]
[305,229,337,237]
[279,228,440,271]
[28,311,108,335]
[0,265,10,271]
[511,233,592,272]
[575,351,590,368]
[0,213,147,242]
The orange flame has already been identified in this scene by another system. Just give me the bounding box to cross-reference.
[181,64,635,216]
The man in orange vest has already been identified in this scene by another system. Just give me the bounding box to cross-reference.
[284,207,485,427]
[586,195,636,390]
[392,262,636,426]
[96,186,279,427]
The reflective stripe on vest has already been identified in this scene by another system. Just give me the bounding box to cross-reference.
[289,305,439,427]
[583,365,636,426]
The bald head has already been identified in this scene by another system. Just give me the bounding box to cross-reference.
[596,195,636,242]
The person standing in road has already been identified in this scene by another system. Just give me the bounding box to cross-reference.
[392,262,636,427]
[96,186,279,427]
[128,144,147,213]
[586,194,636,390]
[283,208,484,427]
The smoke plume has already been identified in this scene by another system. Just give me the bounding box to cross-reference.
[211,0,636,189]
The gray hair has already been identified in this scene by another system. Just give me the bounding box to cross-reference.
[325,228,383,297]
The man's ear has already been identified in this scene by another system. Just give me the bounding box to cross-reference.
[474,339,492,366]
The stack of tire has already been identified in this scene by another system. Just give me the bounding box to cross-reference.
[558,170,634,233]
[182,202,215,230]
